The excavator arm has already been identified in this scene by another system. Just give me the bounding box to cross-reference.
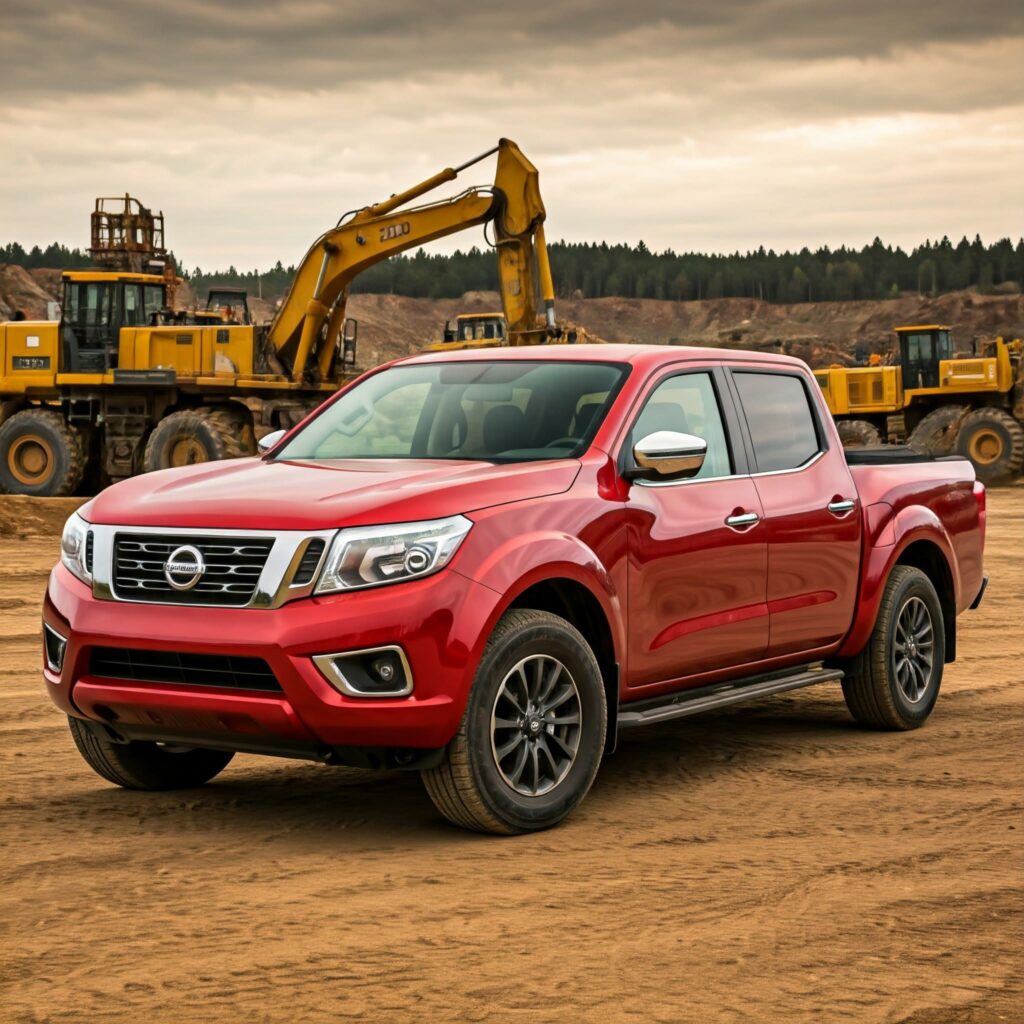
[268,138,559,382]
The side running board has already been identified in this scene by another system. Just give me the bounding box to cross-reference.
[617,664,844,731]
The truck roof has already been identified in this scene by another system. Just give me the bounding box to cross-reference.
[400,343,808,371]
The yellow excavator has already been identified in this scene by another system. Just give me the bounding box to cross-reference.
[814,324,1024,483]
[0,139,569,495]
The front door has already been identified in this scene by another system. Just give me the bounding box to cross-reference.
[625,369,769,689]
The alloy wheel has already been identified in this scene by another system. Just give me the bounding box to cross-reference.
[490,654,582,797]
[893,596,934,703]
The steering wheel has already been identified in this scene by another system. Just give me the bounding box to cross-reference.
[544,436,580,449]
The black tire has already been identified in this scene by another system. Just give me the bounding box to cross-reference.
[836,419,882,448]
[908,404,968,456]
[143,407,251,472]
[214,403,258,456]
[956,408,1024,485]
[421,609,607,834]
[0,407,86,496]
[841,566,945,730]
[68,716,234,790]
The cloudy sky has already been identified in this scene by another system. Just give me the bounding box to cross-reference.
[1,0,1022,270]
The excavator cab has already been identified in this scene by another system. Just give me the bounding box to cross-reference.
[60,272,167,372]
[205,287,252,325]
[895,325,954,391]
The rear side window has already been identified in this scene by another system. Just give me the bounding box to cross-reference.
[733,372,821,472]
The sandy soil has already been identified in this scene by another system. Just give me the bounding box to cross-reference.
[1,490,1021,1023]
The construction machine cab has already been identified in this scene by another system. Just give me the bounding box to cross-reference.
[895,325,954,390]
[60,272,167,372]
[205,287,252,325]
[443,313,506,344]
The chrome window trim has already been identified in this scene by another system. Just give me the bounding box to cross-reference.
[635,450,825,488]
[312,645,414,698]
[88,524,338,609]
[749,450,825,478]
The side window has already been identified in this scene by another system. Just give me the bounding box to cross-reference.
[632,372,732,479]
[123,284,142,326]
[733,372,821,473]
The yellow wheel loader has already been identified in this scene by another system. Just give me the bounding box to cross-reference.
[814,325,1024,483]
[0,139,571,495]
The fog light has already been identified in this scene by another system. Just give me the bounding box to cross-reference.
[43,624,68,674]
[313,646,413,698]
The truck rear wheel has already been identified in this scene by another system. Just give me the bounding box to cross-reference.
[421,609,607,834]
[0,408,85,496]
[841,566,944,730]
[68,716,234,789]
[143,408,252,472]
[907,404,968,456]
[956,408,1024,484]
[836,420,881,448]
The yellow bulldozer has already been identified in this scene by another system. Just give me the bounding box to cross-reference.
[814,324,1024,483]
[0,139,571,495]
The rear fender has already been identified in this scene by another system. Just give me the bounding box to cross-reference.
[838,503,958,660]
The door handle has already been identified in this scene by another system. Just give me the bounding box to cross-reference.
[725,512,760,529]
[827,499,856,515]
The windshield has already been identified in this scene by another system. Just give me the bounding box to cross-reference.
[276,360,629,463]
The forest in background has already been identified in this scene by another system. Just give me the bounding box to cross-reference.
[2,235,1022,305]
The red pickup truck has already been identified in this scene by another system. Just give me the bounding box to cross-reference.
[43,346,987,834]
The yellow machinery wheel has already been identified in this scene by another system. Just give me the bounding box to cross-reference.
[143,408,255,473]
[908,405,969,456]
[956,408,1024,485]
[836,420,882,448]
[0,408,86,496]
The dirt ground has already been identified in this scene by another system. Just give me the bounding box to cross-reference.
[0,489,1021,1024]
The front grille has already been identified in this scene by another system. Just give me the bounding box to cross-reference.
[90,647,282,692]
[112,534,274,606]
[292,538,326,586]
[84,530,94,574]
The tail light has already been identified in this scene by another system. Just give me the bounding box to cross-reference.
[973,480,986,536]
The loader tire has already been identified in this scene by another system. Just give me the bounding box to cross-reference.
[907,404,968,456]
[956,408,1024,484]
[0,408,85,496]
[215,403,258,456]
[143,408,250,472]
[836,420,882,448]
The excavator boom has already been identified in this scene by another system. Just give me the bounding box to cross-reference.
[268,139,557,382]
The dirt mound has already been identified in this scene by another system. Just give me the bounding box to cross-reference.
[0,264,57,320]
[0,495,85,538]
[3,265,1021,370]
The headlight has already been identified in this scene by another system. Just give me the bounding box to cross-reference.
[60,512,92,585]
[315,515,472,593]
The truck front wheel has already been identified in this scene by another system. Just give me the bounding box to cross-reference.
[841,565,945,730]
[421,609,607,834]
[68,716,234,789]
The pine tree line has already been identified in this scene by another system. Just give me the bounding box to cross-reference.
[4,235,1022,304]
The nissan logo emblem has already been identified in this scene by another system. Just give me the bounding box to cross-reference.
[163,544,206,591]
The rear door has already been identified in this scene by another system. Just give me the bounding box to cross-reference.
[728,368,862,658]
[624,367,768,689]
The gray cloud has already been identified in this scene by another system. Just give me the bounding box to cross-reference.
[0,1,1021,267]
[2,0,1021,96]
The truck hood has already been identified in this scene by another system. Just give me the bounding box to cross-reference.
[82,457,581,531]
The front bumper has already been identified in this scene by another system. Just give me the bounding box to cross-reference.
[43,563,500,757]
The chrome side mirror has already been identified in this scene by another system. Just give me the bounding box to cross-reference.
[258,429,287,455]
[628,430,707,481]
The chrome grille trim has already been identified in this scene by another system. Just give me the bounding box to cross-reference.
[88,524,337,609]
